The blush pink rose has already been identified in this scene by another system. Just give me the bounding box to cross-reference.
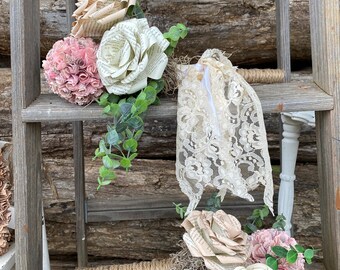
[250,229,305,270]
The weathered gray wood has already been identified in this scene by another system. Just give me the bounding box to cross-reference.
[310,0,340,269]
[73,121,88,267]
[275,0,291,82]
[86,194,266,223]
[65,0,88,266]
[21,81,334,122]
[10,0,43,269]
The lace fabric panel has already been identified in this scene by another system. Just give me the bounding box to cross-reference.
[176,49,273,214]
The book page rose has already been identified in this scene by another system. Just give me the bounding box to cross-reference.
[234,263,272,270]
[182,210,251,270]
[97,18,170,95]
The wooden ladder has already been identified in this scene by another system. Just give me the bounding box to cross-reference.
[10,0,340,269]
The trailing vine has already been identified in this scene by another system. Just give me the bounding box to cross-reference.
[94,22,188,189]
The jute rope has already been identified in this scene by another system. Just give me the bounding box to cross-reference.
[237,68,285,84]
[77,259,172,270]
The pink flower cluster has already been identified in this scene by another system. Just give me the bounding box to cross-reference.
[250,229,305,270]
[42,37,104,105]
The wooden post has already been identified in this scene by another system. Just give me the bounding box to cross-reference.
[275,0,291,82]
[66,0,88,266]
[10,0,42,269]
[310,0,340,269]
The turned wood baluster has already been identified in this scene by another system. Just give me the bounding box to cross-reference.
[278,115,301,234]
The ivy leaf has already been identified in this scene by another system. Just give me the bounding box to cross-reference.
[260,206,269,219]
[266,255,278,270]
[120,158,131,169]
[123,138,138,152]
[97,93,109,107]
[286,249,298,264]
[94,148,105,159]
[271,246,288,258]
[107,129,120,145]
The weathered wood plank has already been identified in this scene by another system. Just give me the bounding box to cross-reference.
[310,0,340,269]
[21,81,334,122]
[86,193,266,223]
[10,0,43,269]
[275,0,291,82]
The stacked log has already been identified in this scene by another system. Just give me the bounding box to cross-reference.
[0,0,311,65]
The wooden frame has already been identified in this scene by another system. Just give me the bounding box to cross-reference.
[9,0,340,269]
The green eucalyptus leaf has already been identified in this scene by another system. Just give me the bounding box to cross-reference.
[155,79,165,93]
[271,246,288,258]
[99,140,107,153]
[294,245,305,253]
[255,218,263,228]
[108,93,120,104]
[244,223,258,233]
[127,116,144,130]
[305,257,312,265]
[103,155,114,168]
[164,46,175,56]
[120,158,131,169]
[266,255,278,270]
[110,103,121,117]
[144,86,157,104]
[286,249,298,264]
[94,148,105,158]
[152,96,161,105]
[99,166,116,179]
[116,122,128,133]
[120,102,133,116]
[107,129,120,145]
[126,129,133,139]
[129,153,138,161]
[103,105,111,114]
[134,129,143,140]
[170,39,178,48]
[303,249,314,260]
[132,99,148,115]
[123,138,138,152]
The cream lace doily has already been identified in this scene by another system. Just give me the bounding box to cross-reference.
[176,49,273,214]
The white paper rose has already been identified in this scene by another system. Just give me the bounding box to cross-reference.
[96,18,170,95]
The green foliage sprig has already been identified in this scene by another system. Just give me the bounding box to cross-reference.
[94,23,188,189]
[244,205,286,234]
[266,245,317,270]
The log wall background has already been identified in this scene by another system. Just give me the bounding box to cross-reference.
[0,0,323,268]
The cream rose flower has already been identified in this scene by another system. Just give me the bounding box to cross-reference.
[182,210,251,270]
[96,18,169,95]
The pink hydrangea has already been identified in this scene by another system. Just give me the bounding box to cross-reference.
[42,37,104,105]
[250,229,305,270]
